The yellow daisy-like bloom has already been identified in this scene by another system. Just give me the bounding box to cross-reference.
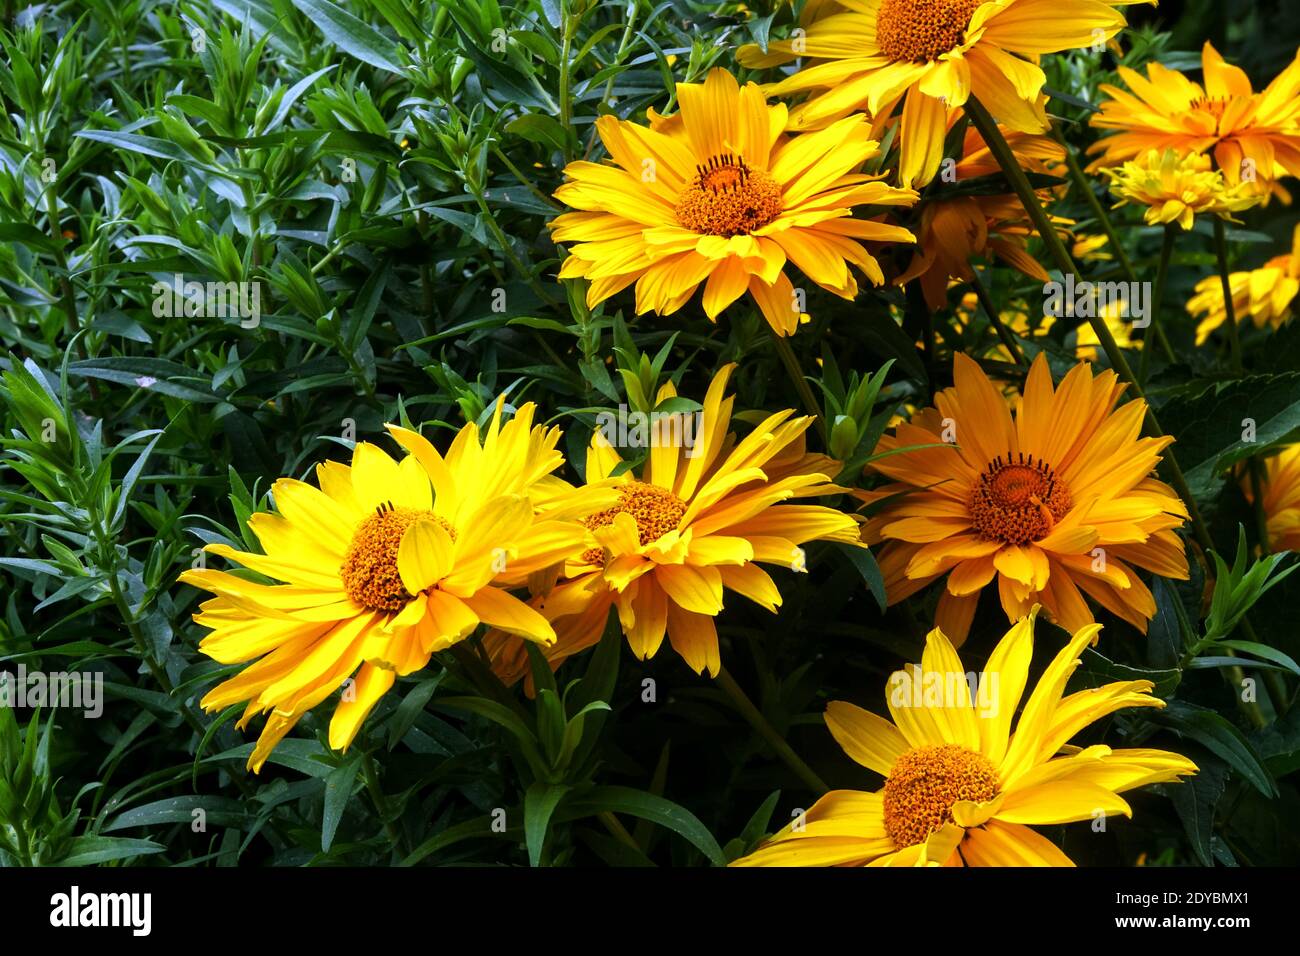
[180,404,598,771]
[738,0,1145,188]
[732,611,1197,866]
[549,68,918,336]
[1242,444,1300,554]
[857,353,1190,645]
[1090,41,1300,197]
[1102,149,1264,231]
[1187,222,1300,345]
[897,120,1064,309]
[484,364,861,680]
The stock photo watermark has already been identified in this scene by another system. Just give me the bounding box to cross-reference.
[151,274,262,328]
[0,665,104,718]
[595,405,703,457]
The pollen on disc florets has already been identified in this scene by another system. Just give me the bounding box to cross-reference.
[341,503,456,612]
[970,453,1073,546]
[876,0,984,63]
[882,744,999,849]
[581,481,688,565]
[675,154,783,237]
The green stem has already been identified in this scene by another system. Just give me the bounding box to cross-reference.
[965,97,1214,555]
[583,2,640,159]
[1139,224,1176,384]
[1213,217,1244,375]
[43,178,78,338]
[969,99,1274,726]
[1053,129,1177,364]
[471,187,560,309]
[558,8,574,162]
[968,267,1027,366]
[1246,462,1290,715]
[491,144,563,211]
[362,750,406,854]
[767,323,829,445]
[716,667,828,793]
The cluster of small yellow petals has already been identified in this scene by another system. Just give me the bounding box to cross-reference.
[340,504,455,612]
[882,744,999,849]
[581,481,688,565]
[970,453,1072,546]
[675,154,783,237]
[1102,149,1264,228]
[876,0,983,63]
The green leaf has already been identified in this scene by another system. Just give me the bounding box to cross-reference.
[1160,374,1300,499]
[1077,646,1181,698]
[387,674,444,751]
[1155,700,1277,798]
[560,786,725,866]
[104,795,249,831]
[291,0,404,74]
[1167,753,1226,868]
[321,754,362,852]
[59,836,167,866]
[839,543,886,611]
[524,782,570,867]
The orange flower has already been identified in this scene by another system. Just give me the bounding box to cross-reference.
[857,354,1189,644]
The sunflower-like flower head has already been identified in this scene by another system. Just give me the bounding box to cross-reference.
[181,403,598,771]
[549,68,919,336]
[1242,444,1300,554]
[1187,222,1300,345]
[857,354,1189,645]
[1102,148,1264,231]
[739,0,1144,187]
[1090,40,1300,200]
[485,364,862,680]
[732,611,1197,866]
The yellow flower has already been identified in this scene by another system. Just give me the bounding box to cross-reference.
[1073,233,1113,262]
[896,118,1065,309]
[180,404,593,771]
[1187,223,1300,345]
[738,0,1145,187]
[1102,149,1264,231]
[1090,41,1300,198]
[549,68,918,336]
[1242,444,1300,554]
[856,354,1189,645]
[484,364,861,679]
[732,611,1197,866]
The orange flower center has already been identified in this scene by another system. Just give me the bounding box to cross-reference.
[970,453,1072,545]
[882,744,999,849]
[581,481,688,565]
[1189,95,1231,119]
[675,154,783,237]
[876,0,983,63]
[340,504,456,612]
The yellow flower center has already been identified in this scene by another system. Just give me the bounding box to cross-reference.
[882,744,999,849]
[340,504,456,612]
[581,481,688,565]
[675,154,783,237]
[876,0,983,63]
[970,453,1072,545]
